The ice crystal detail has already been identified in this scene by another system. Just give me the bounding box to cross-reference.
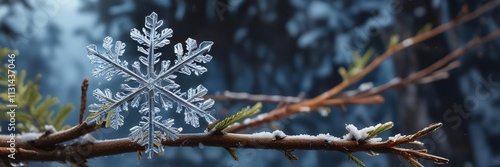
[85,12,216,159]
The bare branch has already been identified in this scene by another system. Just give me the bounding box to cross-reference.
[205,91,304,104]
[79,79,89,125]
[320,95,384,105]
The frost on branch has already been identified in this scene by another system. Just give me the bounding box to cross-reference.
[85,12,216,159]
[343,122,392,142]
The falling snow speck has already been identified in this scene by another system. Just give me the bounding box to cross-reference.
[85,12,216,159]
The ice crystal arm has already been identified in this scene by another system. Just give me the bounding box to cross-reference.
[130,117,182,159]
[86,87,147,129]
[86,38,146,83]
[156,85,215,127]
[156,40,214,80]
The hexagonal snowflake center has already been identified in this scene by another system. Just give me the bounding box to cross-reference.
[147,78,156,89]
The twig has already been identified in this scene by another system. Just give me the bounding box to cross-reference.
[416,61,460,84]
[380,147,448,166]
[372,123,443,148]
[342,61,460,97]
[320,95,384,105]
[205,91,304,103]
[31,123,102,148]
[206,92,384,106]
[79,79,89,125]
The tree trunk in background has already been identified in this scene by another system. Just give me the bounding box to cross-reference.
[390,0,473,166]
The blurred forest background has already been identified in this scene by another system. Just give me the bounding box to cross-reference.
[0,0,499,166]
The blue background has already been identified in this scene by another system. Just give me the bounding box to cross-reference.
[0,0,499,166]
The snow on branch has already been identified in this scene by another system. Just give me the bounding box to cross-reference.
[0,122,448,166]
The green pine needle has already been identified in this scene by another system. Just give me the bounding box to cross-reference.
[281,150,299,161]
[347,153,366,167]
[416,23,433,36]
[53,104,74,130]
[0,53,73,132]
[367,122,394,139]
[388,35,400,49]
[224,147,239,161]
[210,102,262,133]
[338,48,375,81]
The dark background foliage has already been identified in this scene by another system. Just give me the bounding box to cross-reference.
[0,0,499,166]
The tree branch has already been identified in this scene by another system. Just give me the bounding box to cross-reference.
[0,123,447,166]
[205,91,304,104]
[31,123,102,149]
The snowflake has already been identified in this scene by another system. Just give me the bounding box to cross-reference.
[85,12,216,159]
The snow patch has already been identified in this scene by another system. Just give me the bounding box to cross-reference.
[43,125,57,133]
[366,137,382,143]
[299,106,311,112]
[272,130,287,140]
[19,133,42,142]
[344,124,375,141]
[388,133,405,141]
[316,133,343,143]
[345,124,362,141]
[243,118,252,124]
[292,134,316,139]
[318,108,329,117]
[226,122,240,129]
[256,113,268,120]
[402,38,414,47]
[358,82,374,92]
[77,134,96,145]
[252,131,274,138]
